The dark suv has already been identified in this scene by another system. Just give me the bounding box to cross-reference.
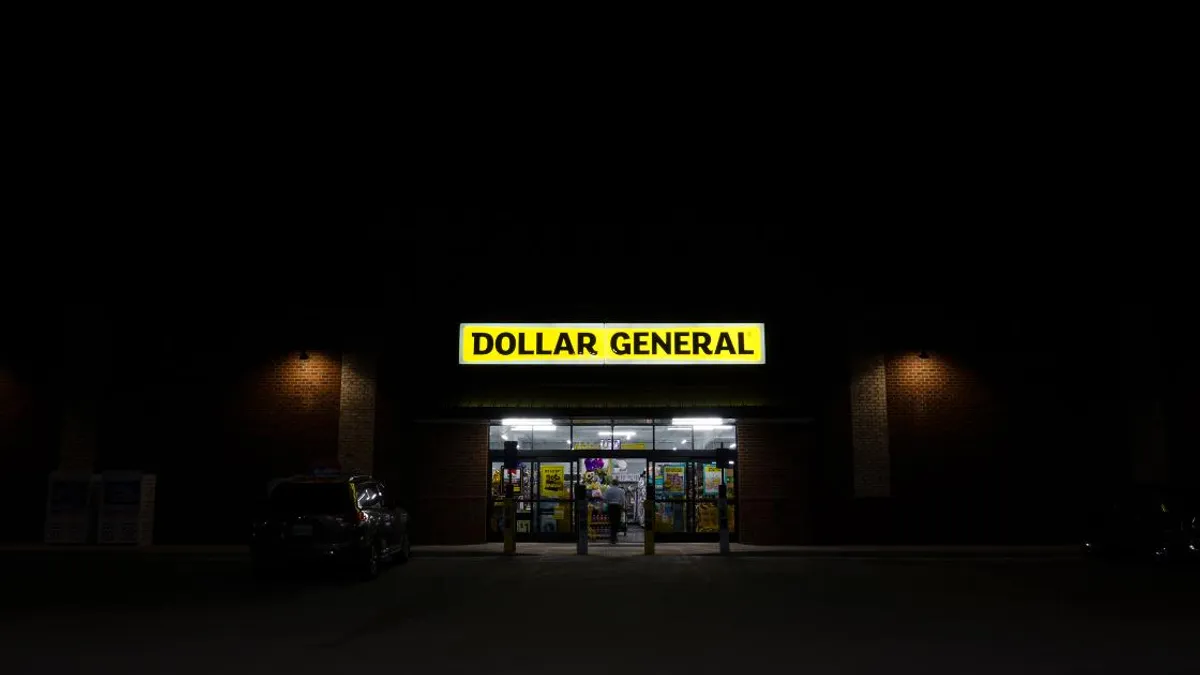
[1083,487,1199,563]
[252,474,410,579]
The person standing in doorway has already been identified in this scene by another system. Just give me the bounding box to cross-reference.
[603,482,625,544]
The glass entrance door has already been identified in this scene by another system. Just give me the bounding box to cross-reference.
[532,461,575,540]
[577,457,647,542]
[489,461,533,540]
[651,460,689,534]
[692,461,736,534]
[649,459,737,537]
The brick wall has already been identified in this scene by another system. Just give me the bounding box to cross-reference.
[886,351,1001,489]
[139,349,346,544]
[337,352,377,474]
[738,422,818,544]
[375,420,487,544]
[883,351,1011,541]
[233,350,343,474]
[850,352,890,497]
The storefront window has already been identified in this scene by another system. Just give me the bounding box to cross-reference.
[490,420,736,452]
[655,424,692,451]
[570,424,609,452]
[487,422,738,539]
[691,462,726,498]
[694,424,736,451]
[532,424,571,450]
[654,462,688,499]
[489,420,571,450]
[611,424,652,451]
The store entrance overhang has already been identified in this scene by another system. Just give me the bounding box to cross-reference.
[416,407,814,424]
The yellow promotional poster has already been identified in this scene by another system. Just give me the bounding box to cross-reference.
[703,465,722,496]
[540,466,566,499]
[459,323,765,365]
[697,503,718,532]
[663,466,684,497]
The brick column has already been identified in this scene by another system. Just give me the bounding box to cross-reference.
[337,352,377,474]
[850,352,891,497]
[738,422,816,544]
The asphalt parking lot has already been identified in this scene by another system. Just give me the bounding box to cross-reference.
[1,551,1197,674]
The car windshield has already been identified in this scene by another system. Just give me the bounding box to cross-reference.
[269,483,353,515]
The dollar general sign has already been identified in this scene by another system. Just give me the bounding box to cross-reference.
[459,323,765,365]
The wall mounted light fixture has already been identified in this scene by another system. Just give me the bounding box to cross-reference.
[299,350,310,361]
[918,350,930,359]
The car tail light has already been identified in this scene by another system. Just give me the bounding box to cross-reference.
[356,510,368,523]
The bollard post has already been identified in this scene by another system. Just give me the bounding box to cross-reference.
[502,441,518,556]
[718,483,729,555]
[644,473,655,555]
[503,480,516,555]
[575,483,588,555]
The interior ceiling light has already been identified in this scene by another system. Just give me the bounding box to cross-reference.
[501,418,554,426]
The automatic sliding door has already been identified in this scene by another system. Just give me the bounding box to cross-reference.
[651,461,689,533]
[488,461,534,540]
[533,461,575,539]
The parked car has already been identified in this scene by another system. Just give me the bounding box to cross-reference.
[1082,486,1198,563]
[252,474,409,579]
[1187,513,1199,562]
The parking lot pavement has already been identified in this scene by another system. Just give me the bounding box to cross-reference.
[2,554,1197,675]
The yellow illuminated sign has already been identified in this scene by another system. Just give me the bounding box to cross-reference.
[458,323,765,365]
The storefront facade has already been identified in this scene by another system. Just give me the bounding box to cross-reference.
[3,298,1185,547]
[368,320,835,546]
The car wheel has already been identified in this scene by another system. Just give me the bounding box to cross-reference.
[360,540,381,580]
[396,534,411,564]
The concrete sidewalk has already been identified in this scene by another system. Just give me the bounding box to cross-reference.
[0,542,1082,559]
